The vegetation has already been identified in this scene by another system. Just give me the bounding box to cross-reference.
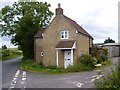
[20,59,64,74]
[20,51,112,74]
[94,64,120,88]
[20,54,96,74]
[104,37,115,44]
[91,46,110,65]
[1,48,22,61]
[1,0,53,59]
[2,45,7,50]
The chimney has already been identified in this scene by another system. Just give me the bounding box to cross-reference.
[55,3,63,16]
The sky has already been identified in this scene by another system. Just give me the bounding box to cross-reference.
[0,0,119,48]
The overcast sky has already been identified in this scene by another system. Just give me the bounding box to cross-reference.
[0,0,119,48]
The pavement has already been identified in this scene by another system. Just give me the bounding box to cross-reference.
[1,57,119,89]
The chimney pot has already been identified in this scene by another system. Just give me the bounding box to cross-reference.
[58,3,61,8]
[55,3,63,16]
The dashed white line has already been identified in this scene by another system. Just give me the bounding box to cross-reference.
[15,70,20,77]
[9,70,21,89]
[92,75,98,78]
[22,78,26,81]
[90,79,95,82]
[9,70,27,89]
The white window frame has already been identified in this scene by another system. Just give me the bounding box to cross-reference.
[61,30,69,39]
[41,52,43,56]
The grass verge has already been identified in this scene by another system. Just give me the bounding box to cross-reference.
[20,55,112,74]
[20,59,95,74]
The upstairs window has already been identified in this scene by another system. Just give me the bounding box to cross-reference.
[61,31,68,39]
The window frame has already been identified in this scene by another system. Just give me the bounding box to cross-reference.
[60,30,69,39]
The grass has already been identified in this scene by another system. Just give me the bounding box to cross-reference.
[94,59,112,70]
[20,59,96,74]
[20,59,65,74]
[2,54,22,61]
[20,54,112,74]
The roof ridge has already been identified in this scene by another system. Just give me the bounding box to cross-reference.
[63,15,93,39]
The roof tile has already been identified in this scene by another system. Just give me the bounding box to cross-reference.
[56,40,75,48]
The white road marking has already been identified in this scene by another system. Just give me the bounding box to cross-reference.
[73,81,77,84]
[10,83,15,86]
[9,70,21,89]
[15,70,20,77]
[13,77,17,81]
[22,78,26,81]
[23,71,26,76]
[72,81,84,88]
[22,71,26,78]
[92,75,98,78]
[11,80,17,84]
[22,71,27,81]
[90,79,95,82]
[90,74,104,82]
[77,82,84,88]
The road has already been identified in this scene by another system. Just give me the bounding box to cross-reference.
[2,57,119,89]
[2,57,22,88]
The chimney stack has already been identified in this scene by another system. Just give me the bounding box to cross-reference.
[55,3,63,16]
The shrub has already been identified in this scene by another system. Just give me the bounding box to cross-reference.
[97,55,108,64]
[64,54,96,72]
[2,49,10,57]
[77,54,94,67]
[66,64,95,72]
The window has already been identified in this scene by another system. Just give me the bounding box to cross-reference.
[61,31,68,39]
[41,52,43,56]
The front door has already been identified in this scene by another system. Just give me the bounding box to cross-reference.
[64,50,71,68]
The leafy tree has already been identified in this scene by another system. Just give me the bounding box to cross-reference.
[1,0,53,59]
[2,45,7,50]
[104,37,115,44]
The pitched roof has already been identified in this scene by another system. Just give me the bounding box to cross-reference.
[63,15,93,39]
[56,40,75,48]
[34,28,46,38]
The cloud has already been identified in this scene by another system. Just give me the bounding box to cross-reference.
[0,0,119,48]
[1,36,17,48]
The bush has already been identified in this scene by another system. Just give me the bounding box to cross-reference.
[94,64,120,88]
[66,64,94,72]
[97,55,108,64]
[64,54,95,72]
[77,54,95,67]
[2,49,10,57]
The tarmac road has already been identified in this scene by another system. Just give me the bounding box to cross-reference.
[1,57,119,89]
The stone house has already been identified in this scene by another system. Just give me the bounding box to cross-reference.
[34,4,93,68]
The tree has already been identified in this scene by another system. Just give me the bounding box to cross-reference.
[104,37,115,44]
[2,45,7,50]
[1,1,53,59]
